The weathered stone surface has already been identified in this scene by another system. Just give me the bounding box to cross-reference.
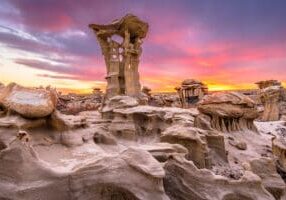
[195,113,212,130]
[89,14,148,98]
[176,79,208,108]
[257,81,285,121]
[121,148,165,178]
[0,140,169,200]
[272,136,286,172]
[142,86,151,96]
[0,83,56,118]
[138,143,188,162]
[163,155,275,200]
[161,125,226,169]
[256,80,282,89]
[229,140,247,150]
[48,110,88,131]
[108,105,198,140]
[250,158,286,200]
[57,93,101,115]
[1,14,286,200]
[93,128,117,145]
[198,92,259,132]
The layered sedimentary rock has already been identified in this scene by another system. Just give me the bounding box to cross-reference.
[163,155,276,200]
[0,140,169,200]
[250,158,286,199]
[198,92,259,132]
[256,80,286,121]
[148,94,181,107]
[176,79,208,108]
[57,93,102,115]
[161,125,226,169]
[1,14,286,200]
[89,14,148,98]
[0,88,285,199]
[272,136,286,173]
[101,96,227,169]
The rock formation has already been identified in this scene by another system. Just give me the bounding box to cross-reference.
[198,92,259,132]
[1,15,286,200]
[57,92,102,115]
[176,79,208,108]
[89,14,148,99]
[256,80,286,121]
[0,83,56,118]
[0,85,285,200]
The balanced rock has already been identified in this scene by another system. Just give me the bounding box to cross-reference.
[198,92,259,132]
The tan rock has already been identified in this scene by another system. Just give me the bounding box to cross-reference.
[272,136,286,171]
[256,80,285,121]
[250,158,286,200]
[163,155,275,200]
[0,141,169,200]
[1,83,56,118]
[89,14,148,98]
[229,140,247,150]
[0,115,46,129]
[176,79,208,108]
[138,143,188,162]
[48,110,88,131]
[198,92,259,132]
[160,125,226,169]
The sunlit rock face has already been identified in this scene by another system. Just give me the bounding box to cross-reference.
[1,15,286,200]
[0,83,56,118]
[89,14,148,99]
[198,92,259,132]
[256,80,286,121]
[1,86,285,200]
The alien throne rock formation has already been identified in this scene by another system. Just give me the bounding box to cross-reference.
[89,14,148,99]
[1,15,286,200]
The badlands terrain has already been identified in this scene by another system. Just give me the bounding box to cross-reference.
[0,79,286,200]
[0,14,286,200]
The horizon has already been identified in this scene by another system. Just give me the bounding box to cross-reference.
[0,0,286,93]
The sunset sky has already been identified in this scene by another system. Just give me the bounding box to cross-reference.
[0,0,285,93]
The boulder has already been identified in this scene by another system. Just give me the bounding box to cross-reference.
[0,83,56,118]
[229,140,247,150]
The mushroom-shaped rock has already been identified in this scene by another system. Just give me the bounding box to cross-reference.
[198,92,259,132]
[89,14,148,40]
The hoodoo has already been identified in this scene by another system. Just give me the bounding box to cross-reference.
[89,14,148,99]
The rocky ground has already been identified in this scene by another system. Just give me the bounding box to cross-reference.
[0,83,286,200]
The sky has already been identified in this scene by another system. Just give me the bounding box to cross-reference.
[0,0,285,93]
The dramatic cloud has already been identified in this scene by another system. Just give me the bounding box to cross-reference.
[0,0,286,92]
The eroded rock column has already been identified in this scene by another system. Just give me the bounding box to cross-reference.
[89,14,148,99]
[256,80,285,121]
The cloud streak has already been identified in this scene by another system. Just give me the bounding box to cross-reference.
[0,0,286,92]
